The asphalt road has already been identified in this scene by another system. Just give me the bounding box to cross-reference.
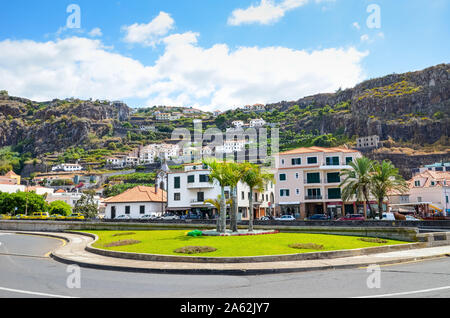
[0,233,450,298]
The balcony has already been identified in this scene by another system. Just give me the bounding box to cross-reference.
[305,195,323,200]
[187,182,214,189]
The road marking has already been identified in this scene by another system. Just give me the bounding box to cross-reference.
[356,286,450,298]
[0,286,76,298]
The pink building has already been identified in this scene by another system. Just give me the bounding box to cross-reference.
[274,146,363,219]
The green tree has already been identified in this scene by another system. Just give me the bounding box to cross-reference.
[0,192,48,215]
[340,157,375,219]
[370,160,408,219]
[225,162,249,232]
[203,159,232,233]
[48,200,73,216]
[73,191,98,219]
[241,163,274,232]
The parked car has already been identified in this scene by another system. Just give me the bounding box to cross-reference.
[115,215,131,220]
[140,214,159,220]
[405,215,420,221]
[48,214,65,221]
[275,215,296,221]
[259,216,274,221]
[66,213,85,220]
[181,212,202,220]
[160,213,180,220]
[307,214,330,221]
[28,212,50,220]
[375,212,396,221]
[337,214,365,221]
[13,214,28,220]
[1,214,12,220]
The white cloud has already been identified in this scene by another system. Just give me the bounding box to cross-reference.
[228,0,309,26]
[122,11,175,47]
[360,34,370,42]
[88,28,103,37]
[360,32,385,43]
[0,34,368,111]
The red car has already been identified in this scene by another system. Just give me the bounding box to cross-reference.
[337,214,365,221]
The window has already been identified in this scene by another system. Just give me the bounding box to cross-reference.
[125,206,130,215]
[306,173,321,184]
[291,158,301,165]
[174,176,180,189]
[326,156,340,166]
[281,159,285,165]
[414,180,421,187]
[279,173,287,181]
[199,175,209,182]
[327,172,341,183]
[197,192,204,202]
[188,175,195,183]
[345,157,353,165]
[140,205,145,214]
[307,157,318,164]
[307,188,321,199]
[174,193,181,201]
[327,188,341,199]
[242,192,245,200]
[296,189,300,195]
[280,189,290,197]
[295,173,299,179]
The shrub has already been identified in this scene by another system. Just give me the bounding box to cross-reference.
[104,240,141,247]
[288,243,324,250]
[358,237,388,244]
[174,246,217,254]
[112,232,136,237]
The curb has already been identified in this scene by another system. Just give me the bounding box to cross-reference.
[7,230,449,276]
[49,251,450,276]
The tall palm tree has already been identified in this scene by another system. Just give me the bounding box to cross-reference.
[204,195,233,213]
[226,162,249,232]
[241,163,275,232]
[203,158,231,233]
[340,157,375,219]
[371,160,408,219]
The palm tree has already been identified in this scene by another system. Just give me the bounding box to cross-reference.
[371,160,408,219]
[203,158,231,233]
[204,195,233,214]
[241,163,275,232]
[226,162,250,232]
[340,157,375,219]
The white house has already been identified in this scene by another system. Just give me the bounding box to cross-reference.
[167,163,275,220]
[46,190,101,208]
[52,164,83,172]
[104,186,167,219]
[249,118,267,128]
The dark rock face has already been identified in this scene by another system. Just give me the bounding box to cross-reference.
[268,63,450,145]
[0,97,131,155]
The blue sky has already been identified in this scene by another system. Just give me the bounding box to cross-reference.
[0,0,448,110]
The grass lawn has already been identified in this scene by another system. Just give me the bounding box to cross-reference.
[85,230,407,257]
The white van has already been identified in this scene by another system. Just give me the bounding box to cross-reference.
[382,212,396,220]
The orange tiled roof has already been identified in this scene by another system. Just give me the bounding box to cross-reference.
[409,170,450,188]
[279,146,359,155]
[104,186,167,204]
[4,171,19,177]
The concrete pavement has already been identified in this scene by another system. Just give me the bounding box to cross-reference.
[4,230,450,275]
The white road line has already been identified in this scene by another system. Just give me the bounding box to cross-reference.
[356,286,450,298]
[0,286,77,298]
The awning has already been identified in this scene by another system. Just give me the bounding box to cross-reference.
[430,204,443,212]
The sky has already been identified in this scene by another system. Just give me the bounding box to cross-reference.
[0,0,448,111]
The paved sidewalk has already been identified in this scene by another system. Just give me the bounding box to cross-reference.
[7,231,450,275]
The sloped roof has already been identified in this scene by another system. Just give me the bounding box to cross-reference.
[5,171,19,177]
[279,146,360,155]
[409,170,450,188]
[104,186,167,204]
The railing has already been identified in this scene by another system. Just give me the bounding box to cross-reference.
[305,195,323,200]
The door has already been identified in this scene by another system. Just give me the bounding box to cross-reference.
[111,206,116,219]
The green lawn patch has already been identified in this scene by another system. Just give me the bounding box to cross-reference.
[84,230,407,257]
